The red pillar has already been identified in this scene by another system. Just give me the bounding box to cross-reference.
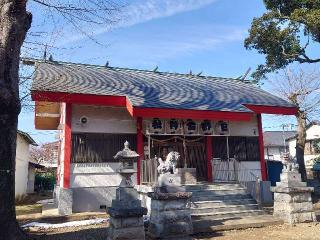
[63,103,72,188]
[206,136,213,182]
[257,114,267,181]
[136,117,143,185]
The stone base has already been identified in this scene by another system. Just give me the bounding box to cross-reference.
[148,191,193,239]
[176,168,197,184]
[108,225,145,240]
[271,170,316,224]
[158,174,185,193]
[107,185,147,240]
[57,187,73,215]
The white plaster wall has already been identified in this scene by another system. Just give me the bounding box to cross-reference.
[264,146,282,161]
[306,125,320,140]
[15,134,30,196]
[72,105,136,134]
[70,162,137,188]
[229,116,259,137]
[288,124,320,168]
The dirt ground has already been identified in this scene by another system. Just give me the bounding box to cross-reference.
[25,222,320,240]
[194,222,320,240]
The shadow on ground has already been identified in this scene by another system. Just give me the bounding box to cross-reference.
[29,226,108,240]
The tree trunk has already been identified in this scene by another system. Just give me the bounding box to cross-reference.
[295,110,307,182]
[0,1,32,239]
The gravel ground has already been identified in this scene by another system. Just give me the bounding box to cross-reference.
[26,222,320,240]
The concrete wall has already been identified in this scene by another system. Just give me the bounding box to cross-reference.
[72,187,117,212]
[70,162,137,211]
[15,134,31,196]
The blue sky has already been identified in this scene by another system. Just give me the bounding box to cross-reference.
[20,0,297,144]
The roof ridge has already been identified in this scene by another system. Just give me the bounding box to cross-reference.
[22,57,255,84]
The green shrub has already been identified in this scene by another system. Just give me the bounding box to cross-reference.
[35,172,56,191]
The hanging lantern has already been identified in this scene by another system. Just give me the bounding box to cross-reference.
[215,121,229,135]
[149,118,164,134]
[166,118,181,134]
[185,119,197,134]
[200,120,213,135]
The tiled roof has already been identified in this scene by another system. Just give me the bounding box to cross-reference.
[264,131,296,147]
[17,130,38,146]
[31,60,295,112]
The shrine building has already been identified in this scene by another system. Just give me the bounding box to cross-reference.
[25,58,297,213]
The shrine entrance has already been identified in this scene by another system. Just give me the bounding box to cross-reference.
[149,136,207,181]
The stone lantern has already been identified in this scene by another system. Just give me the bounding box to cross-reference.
[114,140,139,187]
[107,141,147,240]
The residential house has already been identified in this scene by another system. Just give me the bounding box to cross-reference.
[16,130,39,196]
[264,131,296,161]
[287,121,320,169]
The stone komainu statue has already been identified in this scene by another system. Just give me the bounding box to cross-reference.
[157,151,180,175]
[281,152,299,172]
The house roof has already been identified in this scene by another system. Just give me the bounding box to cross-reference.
[29,59,296,113]
[17,130,38,146]
[264,131,296,147]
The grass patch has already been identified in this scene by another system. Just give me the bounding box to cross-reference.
[16,204,42,216]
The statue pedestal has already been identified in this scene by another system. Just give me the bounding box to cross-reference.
[271,170,316,224]
[158,173,186,193]
[147,173,193,239]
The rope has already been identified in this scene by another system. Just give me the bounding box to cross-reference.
[144,134,204,143]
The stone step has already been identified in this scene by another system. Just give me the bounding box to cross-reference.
[185,183,243,191]
[191,203,259,215]
[192,193,252,202]
[190,188,248,196]
[191,209,265,219]
[190,198,256,209]
[192,214,283,233]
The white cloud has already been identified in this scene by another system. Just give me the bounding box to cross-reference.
[60,0,219,45]
[103,25,247,67]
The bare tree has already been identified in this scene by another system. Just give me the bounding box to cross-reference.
[0,1,122,239]
[268,67,320,181]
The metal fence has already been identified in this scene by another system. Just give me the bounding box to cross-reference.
[141,158,158,185]
[212,157,262,204]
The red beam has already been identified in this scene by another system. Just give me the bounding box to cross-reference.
[63,103,72,188]
[31,91,126,107]
[132,107,253,121]
[244,104,297,115]
[136,117,143,185]
[206,136,213,182]
[257,114,267,181]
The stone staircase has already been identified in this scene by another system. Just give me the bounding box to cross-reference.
[185,182,283,233]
